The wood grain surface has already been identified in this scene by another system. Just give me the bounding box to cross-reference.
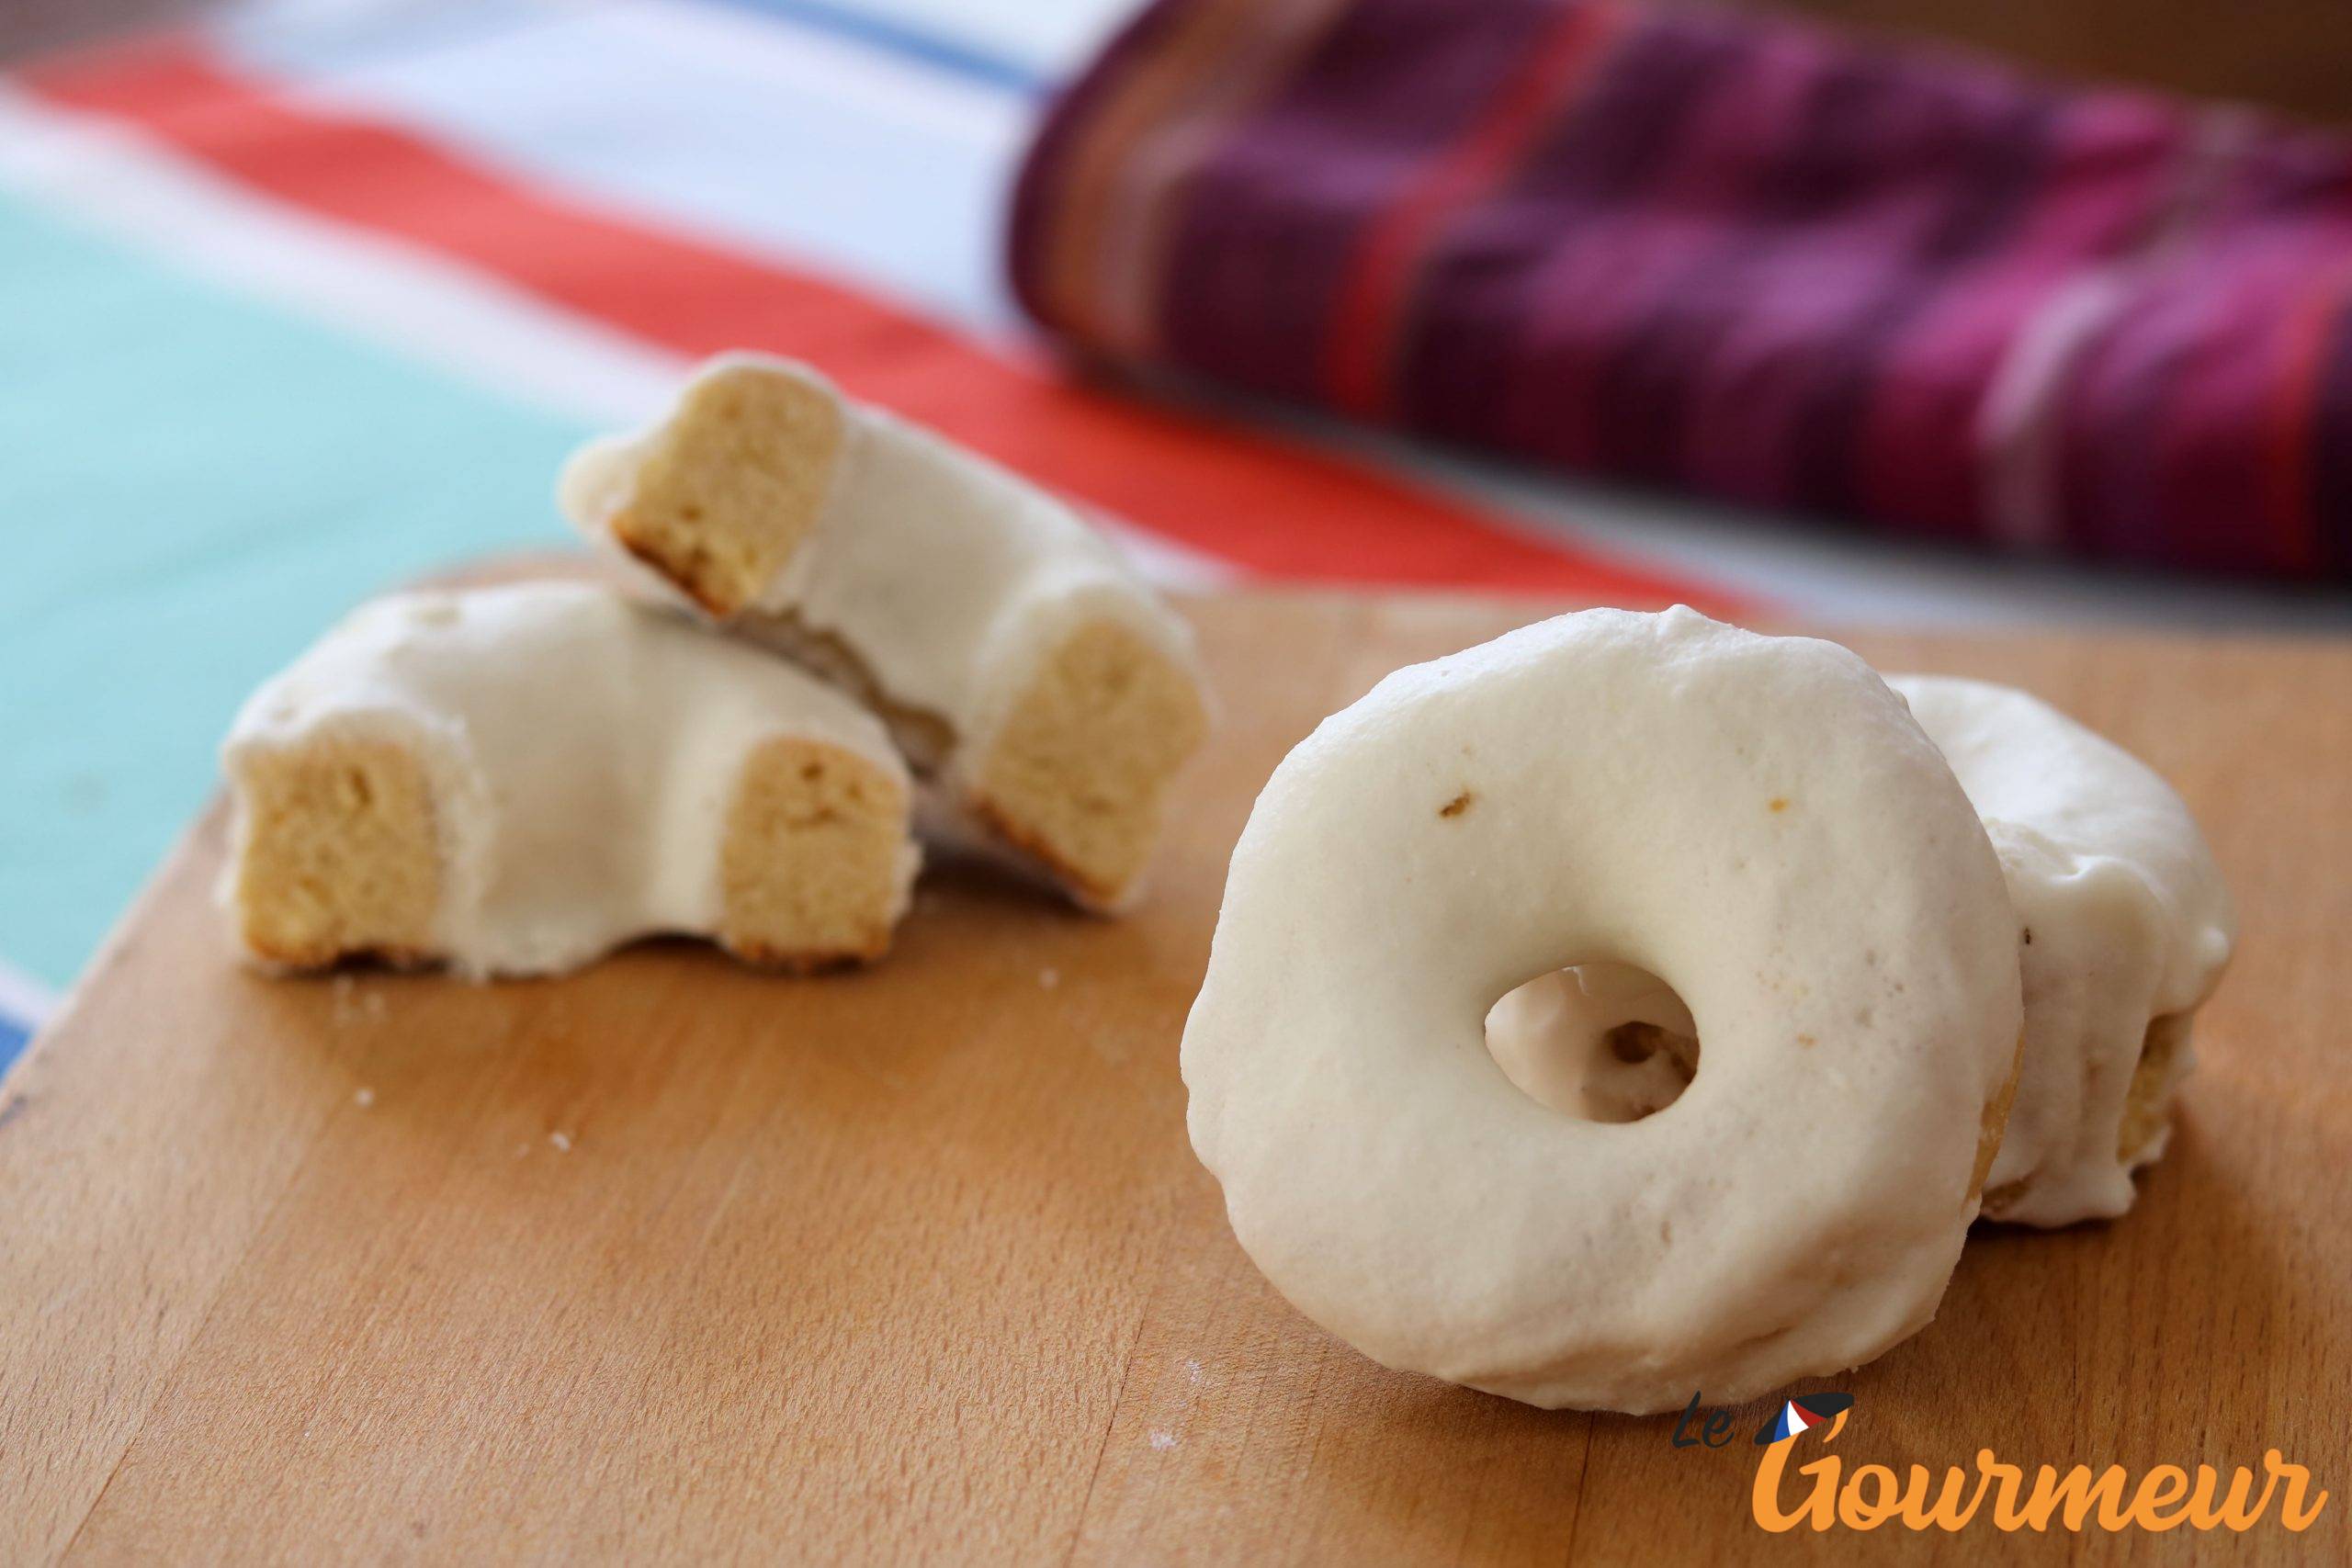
[2,590,2346,1564]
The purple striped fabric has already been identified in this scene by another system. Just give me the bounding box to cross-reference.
[1009,0,2352,581]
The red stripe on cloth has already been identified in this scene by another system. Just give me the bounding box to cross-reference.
[19,35,1727,607]
[1320,0,1627,421]
[2260,258,2352,579]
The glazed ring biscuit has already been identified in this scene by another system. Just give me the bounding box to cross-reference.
[221,582,919,977]
[559,355,1211,910]
[1890,676,2234,1227]
[1182,607,2024,1414]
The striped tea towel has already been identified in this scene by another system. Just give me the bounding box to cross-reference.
[1010,0,2352,581]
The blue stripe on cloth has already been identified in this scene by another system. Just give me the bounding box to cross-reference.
[689,0,1047,95]
[0,1012,28,1077]
[0,191,592,992]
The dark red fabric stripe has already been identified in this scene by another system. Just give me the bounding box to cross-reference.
[1853,94,2181,540]
[1318,0,1624,419]
[2259,261,2348,579]
[1152,0,1569,408]
[1494,24,1834,477]
[2163,225,2342,577]
[1395,8,1745,450]
[2053,265,2188,569]
[1585,54,1884,490]
[1781,85,2059,518]
[2225,144,2352,576]
[2312,291,2352,574]
[18,35,1723,604]
[2060,138,2352,576]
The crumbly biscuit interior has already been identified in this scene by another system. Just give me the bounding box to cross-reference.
[721,737,910,966]
[233,736,440,967]
[611,365,843,615]
[973,617,1208,907]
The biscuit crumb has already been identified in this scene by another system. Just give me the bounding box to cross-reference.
[1148,1430,1177,1451]
[353,1087,376,1109]
[1439,790,1474,818]
[1769,796,1789,813]
[548,1131,573,1153]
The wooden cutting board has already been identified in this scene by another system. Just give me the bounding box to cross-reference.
[3,589,2346,1565]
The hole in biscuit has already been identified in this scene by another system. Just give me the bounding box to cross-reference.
[1484,963,1699,1122]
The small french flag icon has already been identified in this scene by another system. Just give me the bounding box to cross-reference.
[1754,1392,1855,1444]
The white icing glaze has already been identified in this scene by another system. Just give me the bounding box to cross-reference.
[221,581,915,977]
[1182,607,2022,1413]
[558,355,1204,797]
[1890,675,2233,1226]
